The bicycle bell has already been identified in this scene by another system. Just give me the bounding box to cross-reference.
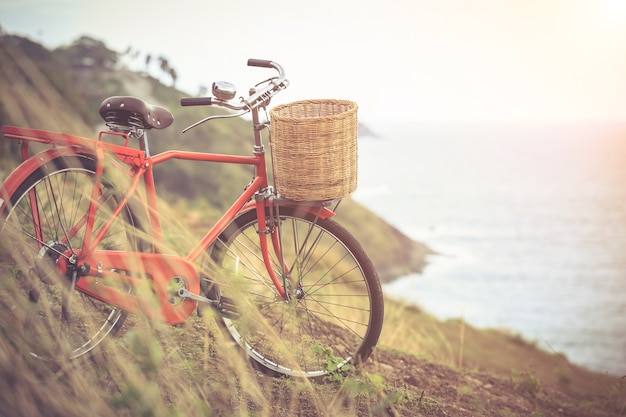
[212,81,237,100]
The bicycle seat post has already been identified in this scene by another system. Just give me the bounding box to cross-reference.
[139,131,151,158]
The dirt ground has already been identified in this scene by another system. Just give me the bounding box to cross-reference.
[356,346,623,417]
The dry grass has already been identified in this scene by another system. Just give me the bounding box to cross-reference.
[0,291,379,417]
[0,190,624,417]
[0,197,378,416]
[2,291,624,417]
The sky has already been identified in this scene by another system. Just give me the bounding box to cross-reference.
[1,0,626,124]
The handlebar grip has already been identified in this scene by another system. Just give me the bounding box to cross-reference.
[247,58,274,68]
[181,97,213,106]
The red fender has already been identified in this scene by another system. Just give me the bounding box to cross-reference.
[239,199,336,219]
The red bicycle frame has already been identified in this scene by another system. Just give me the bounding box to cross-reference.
[1,123,335,324]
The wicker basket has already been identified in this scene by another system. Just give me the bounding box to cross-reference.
[269,99,358,201]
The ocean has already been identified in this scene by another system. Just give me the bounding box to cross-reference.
[352,121,626,376]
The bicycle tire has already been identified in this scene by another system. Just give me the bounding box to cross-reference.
[206,207,384,379]
[0,154,147,360]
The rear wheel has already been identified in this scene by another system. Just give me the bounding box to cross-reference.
[207,207,384,379]
[0,154,146,360]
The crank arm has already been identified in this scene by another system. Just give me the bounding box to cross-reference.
[178,288,219,305]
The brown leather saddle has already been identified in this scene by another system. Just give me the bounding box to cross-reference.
[99,96,174,130]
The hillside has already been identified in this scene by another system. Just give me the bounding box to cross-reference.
[0,33,624,417]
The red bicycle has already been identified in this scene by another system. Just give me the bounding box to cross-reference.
[0,59,383,379]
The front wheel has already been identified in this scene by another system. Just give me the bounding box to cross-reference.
[207,207,384,379]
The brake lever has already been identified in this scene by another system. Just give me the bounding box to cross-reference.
[182,110,249,133]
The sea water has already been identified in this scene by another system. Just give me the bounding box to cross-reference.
[352,121,626,376]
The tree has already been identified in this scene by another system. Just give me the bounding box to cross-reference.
[145,53,152,73]
[169,68,177,87]
[157,55,177,87]
[55,36,118,69]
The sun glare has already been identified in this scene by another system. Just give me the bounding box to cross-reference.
[599,0,626,25]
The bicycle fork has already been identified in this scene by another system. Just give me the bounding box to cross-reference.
[255,193,292,300]
[259,195,332,303]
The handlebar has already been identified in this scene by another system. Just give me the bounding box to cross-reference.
[180,59,288,112]
[180,97,213,106]
[246,58,274,69]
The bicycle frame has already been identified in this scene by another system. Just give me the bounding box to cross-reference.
[0,58,385,379]
[1,121,336,324]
